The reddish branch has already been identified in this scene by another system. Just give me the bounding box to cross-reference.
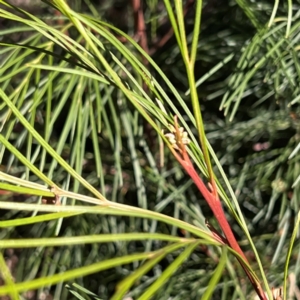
[168,117,267,300]
[149,0,195,55]
[131,0,149,63]
[131,0,195,57]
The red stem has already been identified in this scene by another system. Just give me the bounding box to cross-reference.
[181,154,247,260]
[171,148,267,300]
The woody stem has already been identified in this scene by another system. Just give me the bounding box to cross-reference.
[171,148,267,300]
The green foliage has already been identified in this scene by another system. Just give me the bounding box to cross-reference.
[0,0,299,299]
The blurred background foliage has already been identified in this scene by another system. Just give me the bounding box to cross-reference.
[0,0,300,299]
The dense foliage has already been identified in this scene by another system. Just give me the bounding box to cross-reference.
[0,0,299,299]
